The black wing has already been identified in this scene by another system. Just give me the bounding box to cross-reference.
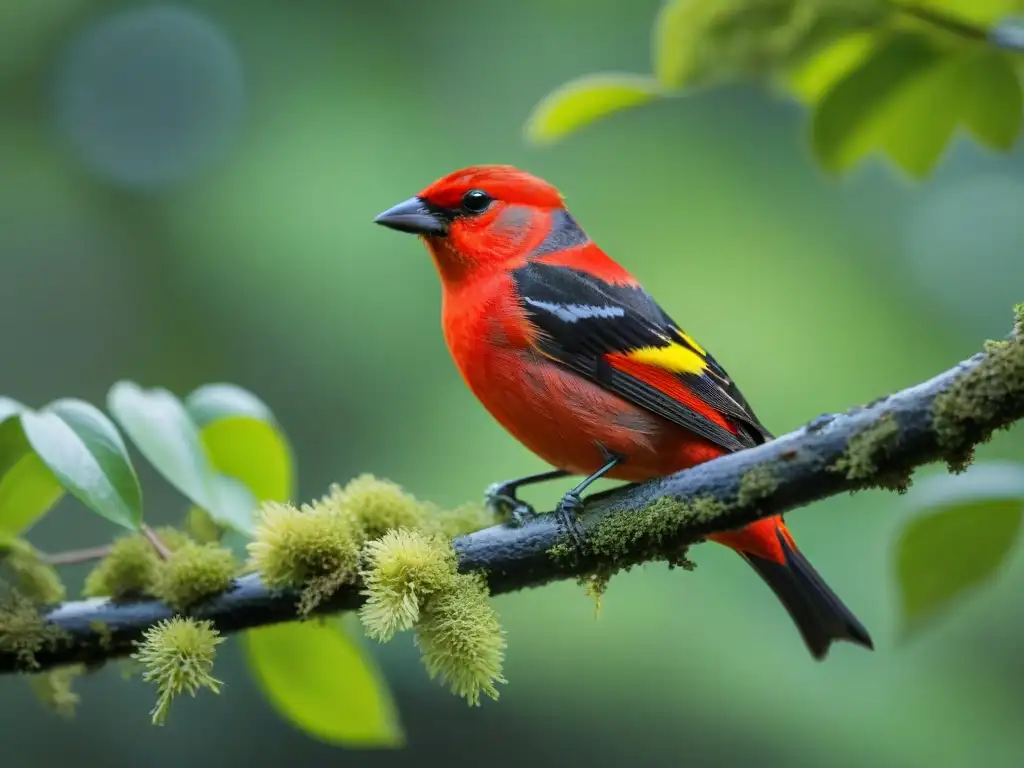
[512,260,773,453]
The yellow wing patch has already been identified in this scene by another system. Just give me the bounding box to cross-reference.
[677,330,706,357]
[626,342,707,374]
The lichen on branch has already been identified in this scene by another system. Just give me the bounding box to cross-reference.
[131,617,224,726]
[1,305,1023,694]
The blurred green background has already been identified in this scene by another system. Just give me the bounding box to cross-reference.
[2,1,1023,766]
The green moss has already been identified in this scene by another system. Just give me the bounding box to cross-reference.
[325,474,432,542]
[0,544,70,669]
[433,502,498,538]
[89,620,114,651]
[548,496,715,598]
[414,572,506,707]
[28,664,84,719]
[831,412,899,480]
[358,529,458,641]
[153,527,194,552]
[933,309,1024,472]
[341,506,508,708]
[0,588,68,670]
[242,476,510,706]
[583,573,608,618]
[0,540,65,604]
[83,534,161,600]
[247,498,362,616]
[82,527,197,602]
[131,617,224,726]
[829,412,911,492]
[151,542,238,612]
[565,496,722,567]
[737,465,779,508]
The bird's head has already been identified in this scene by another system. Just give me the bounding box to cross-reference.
[374,165,571,283]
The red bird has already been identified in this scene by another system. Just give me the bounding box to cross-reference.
[374,165,872,659]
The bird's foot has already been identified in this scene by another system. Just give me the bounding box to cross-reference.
[485,481,538,527]
[554,491,587,547]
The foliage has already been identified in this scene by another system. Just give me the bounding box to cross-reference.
[0,381,407,744]
[1,396,141,533]
[894,462,1024,635]
[243,621,403,747]
[0,377,507,743]
[525,0,1024,178]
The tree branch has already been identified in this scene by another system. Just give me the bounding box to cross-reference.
[890,2,1024,53]
[3,314,1023,675]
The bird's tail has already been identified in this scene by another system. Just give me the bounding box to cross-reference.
[741,529,874,660]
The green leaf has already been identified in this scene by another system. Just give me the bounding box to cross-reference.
[895,464,1024,635]
[186,384,294,504]
[0,400,28,479]
[898,0,1024,28]
[21,399,143,530]
[207,474,259,538]
[956,49,1022,150]
[107,381,217,511]
[811,33,1024,178]
[0,415,63,537]
[185,383,277,427]
[653,0,886,89]
[652,0,711,88]
[0,397,25,423]
[784,30,879,103]
[811,33,945,177]
[183,383,295,537]
[244,622,404,748]
[524,73,664,145]
[219,527,251,561]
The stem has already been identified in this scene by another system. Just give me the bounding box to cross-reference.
[889,2,1024,52]
[41,545,113,566]
[141,525,172,560]
[891,2,987,42]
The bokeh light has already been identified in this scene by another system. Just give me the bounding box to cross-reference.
[53,4,244,189]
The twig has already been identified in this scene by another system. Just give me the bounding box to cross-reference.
[141,525,172,561]
[2,314,1023,674]
[890,1,1024,52]
[42,545,112,566]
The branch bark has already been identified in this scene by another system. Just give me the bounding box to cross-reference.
[3,315,1023,675]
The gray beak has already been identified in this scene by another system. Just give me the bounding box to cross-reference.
[373,197,447,236]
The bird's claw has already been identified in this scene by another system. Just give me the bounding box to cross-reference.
[485,481,538,528]
[555,491,587,548]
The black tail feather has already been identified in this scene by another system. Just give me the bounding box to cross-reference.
[743,530,873,660]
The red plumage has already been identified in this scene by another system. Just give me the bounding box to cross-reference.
[375,165,873,660]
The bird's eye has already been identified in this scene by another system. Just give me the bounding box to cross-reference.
[461,189,492,214]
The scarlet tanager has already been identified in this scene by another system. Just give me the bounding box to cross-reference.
[374,165,873,660]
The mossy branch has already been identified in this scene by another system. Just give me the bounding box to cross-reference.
[2,309,1023,675]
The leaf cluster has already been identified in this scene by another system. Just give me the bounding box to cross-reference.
[0,381,477,745]
[525,0,1024,178]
